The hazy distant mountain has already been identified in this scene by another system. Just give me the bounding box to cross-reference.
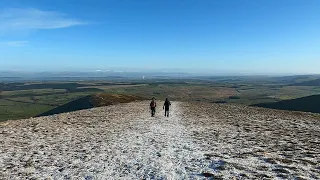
[0,71,192,81]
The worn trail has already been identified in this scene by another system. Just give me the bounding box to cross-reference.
[102,102,214,179]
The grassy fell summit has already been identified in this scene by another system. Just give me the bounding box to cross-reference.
[38,93,145,117]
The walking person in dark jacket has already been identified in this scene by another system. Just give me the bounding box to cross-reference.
[163,98,171,117]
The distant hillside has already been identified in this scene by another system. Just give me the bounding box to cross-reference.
[290,78,320,86]
[271,75,320,83]
[253,95,320,113]
[37,93,145,117]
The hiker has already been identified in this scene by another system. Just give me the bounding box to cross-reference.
[150,98,157,117]
[163,98,171,117]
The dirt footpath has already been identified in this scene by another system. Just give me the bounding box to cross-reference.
[0,101,319,179]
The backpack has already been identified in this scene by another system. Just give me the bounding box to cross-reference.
[164,100,170,107]
[150,101,156,108]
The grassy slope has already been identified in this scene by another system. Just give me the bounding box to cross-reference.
[0,82,144,121]
[0,92,96,121]
[38,93,145,117]
[0,99,53,121]
[102,84,238,102]
[253,95,320,113]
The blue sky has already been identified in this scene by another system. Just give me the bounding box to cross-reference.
[0,0,319,74]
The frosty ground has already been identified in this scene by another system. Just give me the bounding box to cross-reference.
[0,101,319,179]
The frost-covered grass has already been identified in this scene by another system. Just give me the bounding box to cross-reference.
[0,101,319,179]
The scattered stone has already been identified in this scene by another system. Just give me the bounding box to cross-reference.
[202,172,220,178]
[295,176,307,180]
[264,158,278,164]
[156,152,161,157]
[273,168,290,174]
[276,173,289,179]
